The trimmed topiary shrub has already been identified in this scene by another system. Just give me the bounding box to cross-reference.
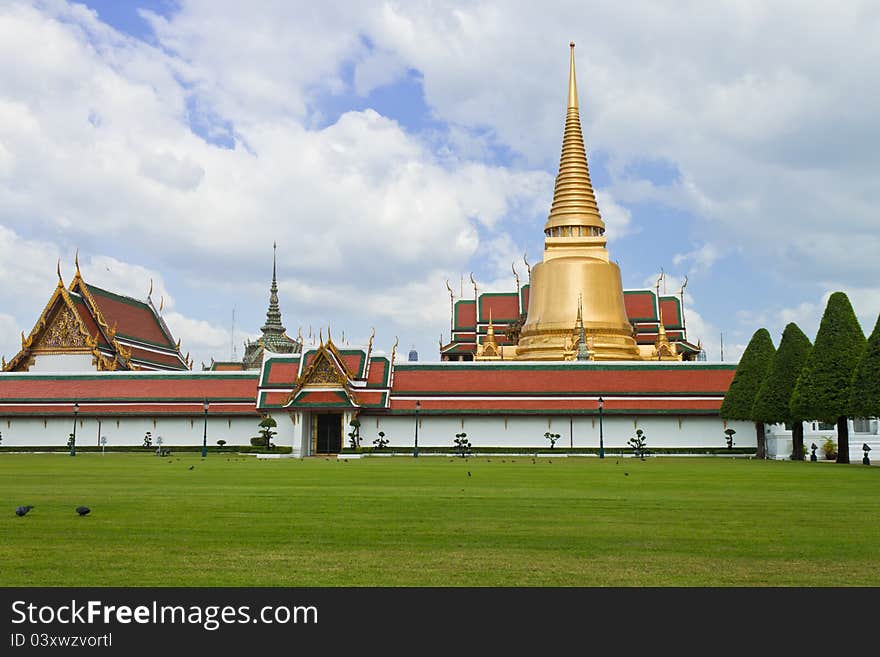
[850,312,880,421]
[721,328,775,458]
[791,292,866,464]
[752,322,812,460]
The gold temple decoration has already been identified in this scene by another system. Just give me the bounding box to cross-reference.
[475,309,501,360]
[390,335,399,366]
[515,42,640,361]
[445,280,455,333]
[286,337,357,406]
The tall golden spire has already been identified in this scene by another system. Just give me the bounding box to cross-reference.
[545,42,604,234]
[515,42,641,361]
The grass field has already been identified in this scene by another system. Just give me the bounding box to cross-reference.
[1,453,878,586]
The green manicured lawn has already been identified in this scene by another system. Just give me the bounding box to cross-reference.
[1,453,878,586]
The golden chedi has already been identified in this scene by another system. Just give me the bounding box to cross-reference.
[516,43,641,361]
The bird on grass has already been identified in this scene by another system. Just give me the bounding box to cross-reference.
[188,465,195,470]
[467,471,471,477]
[76,506,90,516]
[624,472,629,476]
[15,505,33,517]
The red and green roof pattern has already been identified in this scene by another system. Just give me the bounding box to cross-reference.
[1,357,733,417]
[0,372,260,416]
[443,286,692,356]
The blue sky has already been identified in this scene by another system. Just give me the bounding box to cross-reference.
[2,0,879,366]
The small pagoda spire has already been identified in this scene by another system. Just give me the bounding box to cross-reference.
[261,241,286,334]
[545,42,604,234]
[576,294,590,360]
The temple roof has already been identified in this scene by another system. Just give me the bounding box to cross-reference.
[3,264,189,372]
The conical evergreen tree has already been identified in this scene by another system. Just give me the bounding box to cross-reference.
[791,292,866,464]
[850,312,880,420]
[721,328,775,458]
[752,323,812,460]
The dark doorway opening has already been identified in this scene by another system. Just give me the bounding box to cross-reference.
[316,414,342,454]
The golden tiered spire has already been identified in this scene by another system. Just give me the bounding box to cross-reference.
[515,42,641,361]
[545,42,604,234]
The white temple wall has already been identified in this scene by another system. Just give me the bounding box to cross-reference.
[765,420,880,462]
[369,415,756,450]
[29,354,95,372]
[1,413,758,451]
[0,415,265,448]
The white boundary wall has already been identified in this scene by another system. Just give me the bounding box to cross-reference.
[766,420,880,463]
[0,412,756,454]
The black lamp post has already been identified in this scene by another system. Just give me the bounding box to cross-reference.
[70,402,79,457]
[598,396,604,459]
[202,399,209,458]
[414,400,420,458]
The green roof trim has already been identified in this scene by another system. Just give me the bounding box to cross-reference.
[0,373,258,381]
[338,349,367,377]
[478,291,520,322]
[260,358,302,388]
[86,283,153,311]
[395,363,737,372]
[381,408,720,416]
[0,396,256,403]
[659,295,684,330]
[389,390,724,397]
[453,299,476,331]
[623,289,659,322]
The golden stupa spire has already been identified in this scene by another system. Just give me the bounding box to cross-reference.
[545,42,604,234]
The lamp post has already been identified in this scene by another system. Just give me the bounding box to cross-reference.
[413,400,420,458]
[202,399,209,458]
[598,396,604,459]
[71,402,79,457]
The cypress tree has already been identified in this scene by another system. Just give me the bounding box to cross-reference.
[850,312,880,420]
[791,292,866,464]
[752,323,812,460]
[720,328,775,458]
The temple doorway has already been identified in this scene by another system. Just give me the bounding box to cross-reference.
[315,413,343,454]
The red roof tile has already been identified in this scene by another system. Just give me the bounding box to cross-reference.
[391,364,735,395]
[624,292,656,321]
[86,284,173,347]
[0,373,258,402]
[478,294,520,322]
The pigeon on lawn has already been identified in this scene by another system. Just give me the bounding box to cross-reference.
[15,505,33,517]
[76,506,90,516]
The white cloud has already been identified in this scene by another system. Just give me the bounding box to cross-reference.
[595,190,635,242]
[3,0,880,366]
[0,2,555,363]
[0,312,20,365]
[672,243,721,273]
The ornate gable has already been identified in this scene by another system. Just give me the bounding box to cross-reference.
[3,278,106,371]
[33,303,93,351]
[286,339,358,407]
